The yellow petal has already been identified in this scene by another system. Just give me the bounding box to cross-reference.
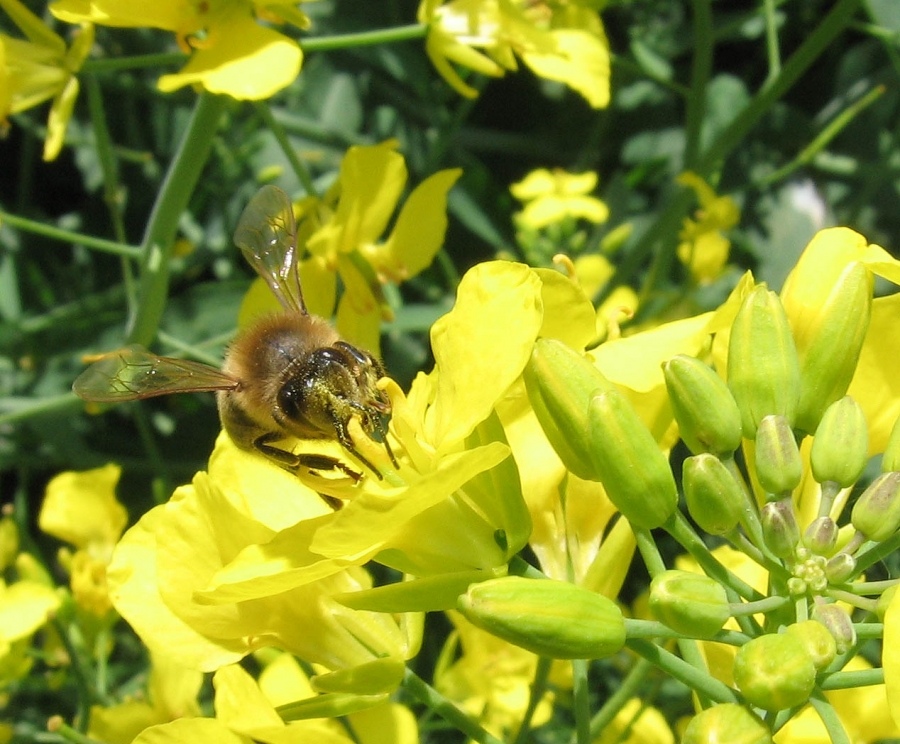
[378,168,462,281]
[0,580,60,641]
[520,29,610,108]
[38,464,126,549]
[427,261,543,449]
[50,0,197,32]
[214,665,284,734]
[131,718,247,744]
[157,18,301,100]
[43,73,78,160]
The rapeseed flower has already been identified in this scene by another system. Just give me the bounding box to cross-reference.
[50,0,310,99]
[38,463,127,617]
[676,172,739,284]
[511,169,609,230]
[0,0,93,159]
[419,0,610,108]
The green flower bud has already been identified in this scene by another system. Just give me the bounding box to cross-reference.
[682,704,772,744]
[883,415,900,473]
[784,620,837,671]
[727,286,801,439]
[795,262,873,434]
[803,516,838,556]
[457,576,626,660]
[755,415,802,496]
[850,471,900,542]
[663,355,742,456]
[811,603,856,655]
[825,553,856,584]
[733,633,816,711]
[682,454,743,535]
[761,499,800,559]
[648,569,730,639]
[810,397,868,488]
[524,338,612,480]
[587,389,678,529]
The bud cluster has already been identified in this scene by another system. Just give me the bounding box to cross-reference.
[514,262,894,717]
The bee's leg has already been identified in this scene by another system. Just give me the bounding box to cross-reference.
[252,433,363,482]
[326,410,384,478]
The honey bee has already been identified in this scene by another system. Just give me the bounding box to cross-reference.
[74,185,397,480]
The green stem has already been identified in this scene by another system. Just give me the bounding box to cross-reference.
[402,669,503,744]
[853,532,900,574]
[683,0,714,168]
[586,659,654,741]
[254,102,317,196]
[632,526,667,577]
[572,659,591,744]
[665,511,762,601]
[697,0,861,172]
[819,668,884,690]
[0,393,82,426]
[626,638,739,704]
[127,92,228,346]
[510,656,552,744]
[0,210,141,258]
[303,24,427,52]
[808,693,851,744]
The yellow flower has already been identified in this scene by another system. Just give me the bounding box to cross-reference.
[107,448,420,675]
[511,169,609,229]
[676,172,739,284]
[0,0,93,160]
[50,0,309,100]
[127,661,415,743]
[419,0,610,108]
[595,698,675,744]
[38,463,127,616]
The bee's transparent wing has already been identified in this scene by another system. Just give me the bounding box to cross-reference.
[73,345,239,402]
[233,185,307,315]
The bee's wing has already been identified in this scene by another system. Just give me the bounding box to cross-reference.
[73,345,239,402]
[233,185,308,316]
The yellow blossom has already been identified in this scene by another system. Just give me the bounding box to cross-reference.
[0,0,93,160]
[676,172,739,284]
[419,0,610,108]
[38,463,127,616]
[511,169,609,229]
[50,0,310,100]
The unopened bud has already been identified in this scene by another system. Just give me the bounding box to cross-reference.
[648,569,730,639]
[727,286,801,439]
[0,516,18,571]
[851,471,900,542]
[810,397,868,488]
[524,338,613,480]
[682,704,772,744]
[761,499,800,559]
[825,553,856,584]
[734,633,816,711]
[784,620,836,671]
[457,576,626,659]
[883,416,900,473]
[755,415,802,496]
[792,262,873,434]
[663,355,742,456]
[682,454,743,535]
[812,603,856,655]
[803,516,838,556]
[588,389,678,529]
